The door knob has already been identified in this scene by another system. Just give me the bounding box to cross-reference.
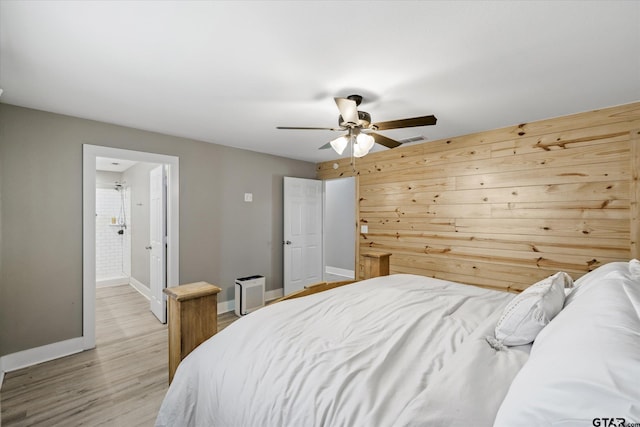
[284,240,292,245]
[145,245,152,250]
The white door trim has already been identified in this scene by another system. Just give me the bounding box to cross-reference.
[82,145,179,350]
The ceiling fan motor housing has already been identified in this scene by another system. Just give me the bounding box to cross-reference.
[339,111,371,128]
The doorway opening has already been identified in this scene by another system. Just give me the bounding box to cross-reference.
[95,159,161,298]
[82,145,179,350]
[282,176,357,295]
[323,177,357,282]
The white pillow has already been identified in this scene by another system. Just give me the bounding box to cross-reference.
[494,272,570,346]
[494,262,640,426]
[563,273,575,296]
[564,261,627,307]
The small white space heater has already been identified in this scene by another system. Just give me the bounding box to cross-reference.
[235,275,265,316]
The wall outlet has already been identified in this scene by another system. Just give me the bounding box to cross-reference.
[244,193,253,202]
[360,225,368,233]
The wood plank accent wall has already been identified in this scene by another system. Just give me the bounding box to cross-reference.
[631,127,640,259]
[317,102,640,292]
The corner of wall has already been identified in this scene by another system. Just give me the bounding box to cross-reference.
[0,102,4,374]
[0,359,5,390]
[630,128,640,259]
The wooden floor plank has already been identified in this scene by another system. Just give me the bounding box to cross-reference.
[0,285,241,426]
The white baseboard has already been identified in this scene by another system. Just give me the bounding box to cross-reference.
[129,277,151,300]
[217,288,284,315]
[217,299,235,314]
[266,288,283,301]
[0,337,85,383]
[96,276,129,287]
[325,266,355,279]
[0,287,286,390]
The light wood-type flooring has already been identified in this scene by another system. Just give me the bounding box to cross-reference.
[0,284,239,426]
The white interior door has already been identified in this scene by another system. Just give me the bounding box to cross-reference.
[149,165,167,323]
[284,177,323,295]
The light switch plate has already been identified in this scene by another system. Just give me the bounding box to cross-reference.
[360,225,368,233]
[244,193,253,202]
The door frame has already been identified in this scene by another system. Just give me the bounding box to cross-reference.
[82,144,179,350]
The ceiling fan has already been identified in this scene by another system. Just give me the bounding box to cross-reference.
[277,94,437,157]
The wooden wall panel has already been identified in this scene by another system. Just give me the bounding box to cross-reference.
[317,102,640,292]
[631,128,640,258]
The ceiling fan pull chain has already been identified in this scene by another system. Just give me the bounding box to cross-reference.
[350,135,357,173]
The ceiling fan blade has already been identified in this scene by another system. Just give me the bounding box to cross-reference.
[334,97,359,125]
[318,142,332,150]
[277,126,342,131]
[373,115,437,131]
[370,132,402,149]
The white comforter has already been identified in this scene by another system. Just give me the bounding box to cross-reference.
[156,274,520,427]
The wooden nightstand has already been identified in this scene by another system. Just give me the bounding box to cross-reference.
[163,282,222,384]
[362,252,391,279]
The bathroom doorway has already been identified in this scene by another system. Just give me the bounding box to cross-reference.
[94,159,161,301]
[82,145,179,350]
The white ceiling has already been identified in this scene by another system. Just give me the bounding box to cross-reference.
[1,1,638,163]
[95,157,138,173]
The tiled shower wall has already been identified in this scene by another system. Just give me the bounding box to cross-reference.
[96,187,130,282]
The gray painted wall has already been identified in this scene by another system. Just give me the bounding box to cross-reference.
[0,103,316,356]
[324,177,356,271]
[122,162,158,287]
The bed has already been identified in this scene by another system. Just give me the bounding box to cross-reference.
[156,262,640,427]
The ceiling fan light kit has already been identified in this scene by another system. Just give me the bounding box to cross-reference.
[354,133,375,157]
[277,94,437,158]
[330,135,348,155]
[330,128,375,157]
